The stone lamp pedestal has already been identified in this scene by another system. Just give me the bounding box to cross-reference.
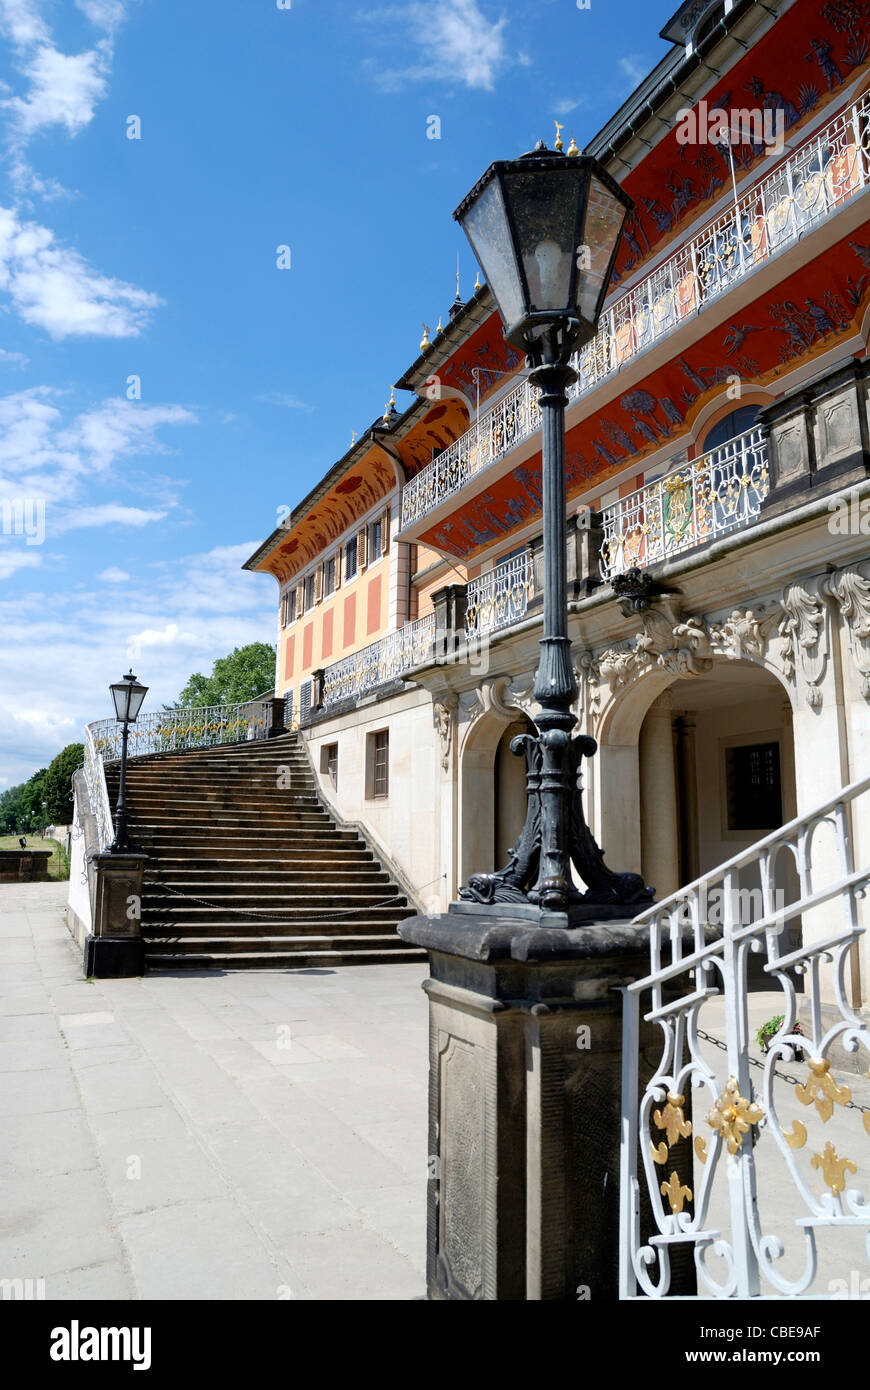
[399,903,656,1301]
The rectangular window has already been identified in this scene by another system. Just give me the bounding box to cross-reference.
[281,588,297,626]
[299,678,313,723]
[303,573,316,611]
[725,741,782,832]
[344,536,358,581]
[324,556,336,597]
[369,518,382,560]
[371,730,389,799]
[320,742,338,788]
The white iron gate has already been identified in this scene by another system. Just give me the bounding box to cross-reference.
[620,774,870,1298]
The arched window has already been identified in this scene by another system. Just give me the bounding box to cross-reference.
[700,404,760,453]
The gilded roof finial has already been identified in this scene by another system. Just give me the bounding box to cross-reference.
[382,401,390,424]
[436,314,443,334]
[420,321,430,351]
[456,254,461,299]
[351,430,356,445]
[554,120,564,152]
[474,270,482,292]
[567,133,579,157]
[389,385,396,410]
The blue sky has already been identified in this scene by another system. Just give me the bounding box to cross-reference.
[0,0,672,787]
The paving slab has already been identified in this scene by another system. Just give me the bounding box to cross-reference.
[0,882,428,1300]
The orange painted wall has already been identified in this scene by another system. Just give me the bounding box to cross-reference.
[279,549,391,697]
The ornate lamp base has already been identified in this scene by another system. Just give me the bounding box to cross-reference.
[458,728,654,919]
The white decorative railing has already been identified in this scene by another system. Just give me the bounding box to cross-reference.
[465,551,533,640]
[402,377,540,526]
[89,701,272,764]
[599,426,769,579]
[318,613,436,714]
[401,94,869,529]
[620,772,870,1300]
[83,723,115,852]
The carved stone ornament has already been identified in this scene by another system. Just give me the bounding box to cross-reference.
[462,675,535,726]
[707,607,780,662]
[820,564,870,700]
[779,578,827,709]
[433,694,459,771]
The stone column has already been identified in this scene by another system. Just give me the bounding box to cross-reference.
[398,907,656,1301]
[674,714,700,883]
[86,851,146,977]
[639,692,679,900]
[432,583,468,660]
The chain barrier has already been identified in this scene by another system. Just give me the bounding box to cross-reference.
[696,1026,870,1115]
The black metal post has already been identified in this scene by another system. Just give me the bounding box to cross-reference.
[111,720,131,853]
[529,350,579,912]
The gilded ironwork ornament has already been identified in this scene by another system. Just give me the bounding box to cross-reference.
[783,1119,808,1150]
[811,1141,857,1196]
[706,1077,764,1155]
[660,1171,692,1215]
[653,1092,692,1148]
[795,1058,851,1122]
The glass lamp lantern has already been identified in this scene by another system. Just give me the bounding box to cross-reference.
[453,141,632,357]
[109,670,148,725]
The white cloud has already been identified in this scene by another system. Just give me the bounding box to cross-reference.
[257,392,314,412]
[0,204,162,337]
[0,548,41,579]
[618,55,649,90]
[0,1,50,49]
[5,43,110,138]
[126,621,198,660]
[55,504,167,532]
[59,400,196,469]
[0,347,29,366]
[359,0,510,92]
[98,566,130,582]
[0,390,195,503]
[75,0,126,29]
[554,96,583,117]
[0,539,275,783]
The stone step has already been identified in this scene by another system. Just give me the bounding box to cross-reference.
[144,932,412,952]
[144,946,427,970]
[141,880,398,900]
[139,907,411,927]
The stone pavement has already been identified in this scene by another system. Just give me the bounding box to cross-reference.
[3,883,869,1301]
[0,882,428,1301]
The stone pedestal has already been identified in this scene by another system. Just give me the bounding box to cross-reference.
[398,905,655,1301]
[86,850,146,978]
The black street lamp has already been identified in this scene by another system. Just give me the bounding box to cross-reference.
[453,140,654,918]
[108,670,148,854]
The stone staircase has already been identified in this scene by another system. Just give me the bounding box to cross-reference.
[103,732,423,970]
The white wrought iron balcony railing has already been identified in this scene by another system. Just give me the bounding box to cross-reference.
[465,550,533,641]
[83,698,276,850]
[599,426,768,580]
[318,613,436,715]
[401,94,869,530]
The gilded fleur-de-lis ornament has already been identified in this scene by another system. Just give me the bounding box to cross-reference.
[796,1058,851,1122]
[811,1141,857,1196]
[660,1171,693,1214]
[706,1077,764,1155]
[651,1092,692,1164]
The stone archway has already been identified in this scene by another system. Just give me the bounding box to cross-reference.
[593,657,797,903]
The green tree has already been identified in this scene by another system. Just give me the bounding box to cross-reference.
[0,783,27,834]
[43,743,84,824]
[20,769,47,832]
[174,643,276,708]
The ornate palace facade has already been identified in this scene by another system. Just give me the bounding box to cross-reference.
[244,0,870,1009]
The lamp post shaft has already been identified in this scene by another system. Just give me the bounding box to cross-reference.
[530,357,579,912]
[113,721,130,853]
